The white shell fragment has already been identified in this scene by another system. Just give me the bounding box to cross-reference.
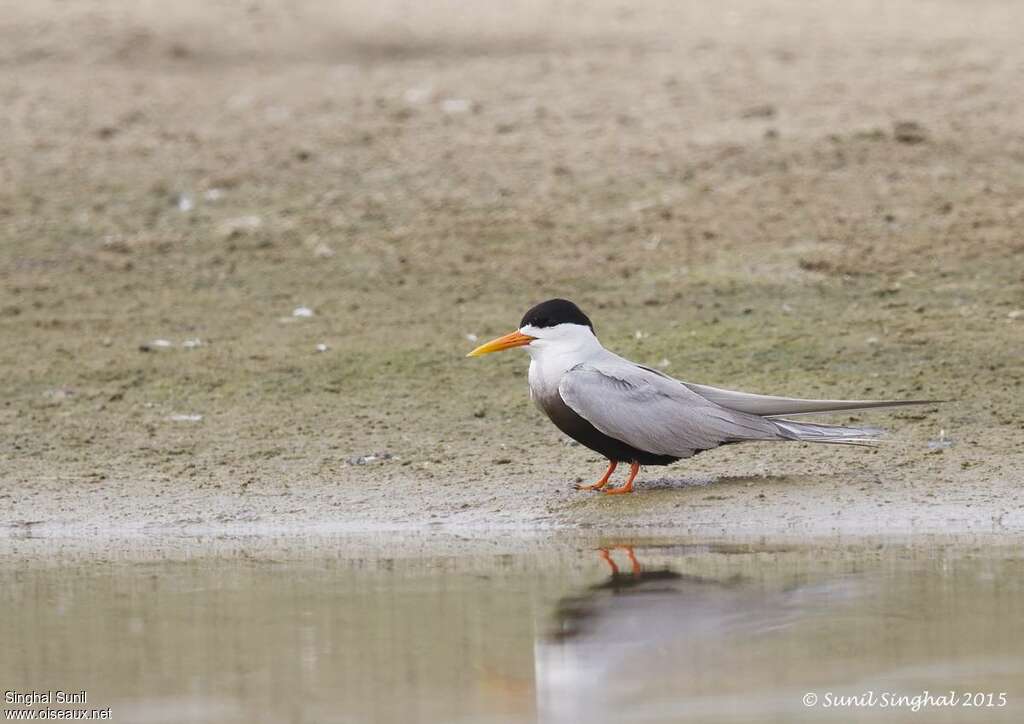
[404,86,433,104]
[141,338,203,351]
[168,414,203,422]
[441,98,472,114]
[316,343,329,353]
[346,452,394,465]
[217,216,262,239]
[927,429,954,449]
[292,306,314,318]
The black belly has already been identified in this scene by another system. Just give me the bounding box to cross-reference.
[538,392,680,466]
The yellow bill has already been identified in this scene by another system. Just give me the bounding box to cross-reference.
[466,330,535,357]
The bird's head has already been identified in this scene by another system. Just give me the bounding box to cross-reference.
[467,298,600,358]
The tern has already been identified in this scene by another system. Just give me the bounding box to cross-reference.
[468,299,934,494]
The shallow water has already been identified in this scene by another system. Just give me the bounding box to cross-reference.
[2,535,1022,723]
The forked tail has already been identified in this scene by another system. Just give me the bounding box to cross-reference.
[772,419,887,446]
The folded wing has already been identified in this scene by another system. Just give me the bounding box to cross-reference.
[558,362,784,458]
[679,380,937,417]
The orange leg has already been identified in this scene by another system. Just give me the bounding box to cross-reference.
[597,546,641,574]
[622,546,641,574]
[603,462,640,495]
[574,460,617,491]
[597,548,619,575]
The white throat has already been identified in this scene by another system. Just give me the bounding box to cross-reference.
[523,323,604,401]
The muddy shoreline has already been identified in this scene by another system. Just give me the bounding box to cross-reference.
[2,1,1022,544]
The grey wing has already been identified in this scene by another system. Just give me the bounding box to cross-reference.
[678,380,938,417]
[558,363,783,458]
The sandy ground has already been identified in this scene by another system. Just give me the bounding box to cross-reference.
[2,0,1023,539]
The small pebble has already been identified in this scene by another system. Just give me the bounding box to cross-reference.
[740,103,776,119]
[893,120,928,144]
[293,306,314,318]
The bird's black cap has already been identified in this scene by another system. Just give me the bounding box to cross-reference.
[521,298,594,331]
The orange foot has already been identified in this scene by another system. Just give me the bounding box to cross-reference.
[603,462,640,495]
[574,460,617,491]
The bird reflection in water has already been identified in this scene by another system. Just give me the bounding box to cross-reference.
[535,545,856,723]
[546,545,728,644]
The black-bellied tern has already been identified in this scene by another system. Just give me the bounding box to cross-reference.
[468,299,935,494]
